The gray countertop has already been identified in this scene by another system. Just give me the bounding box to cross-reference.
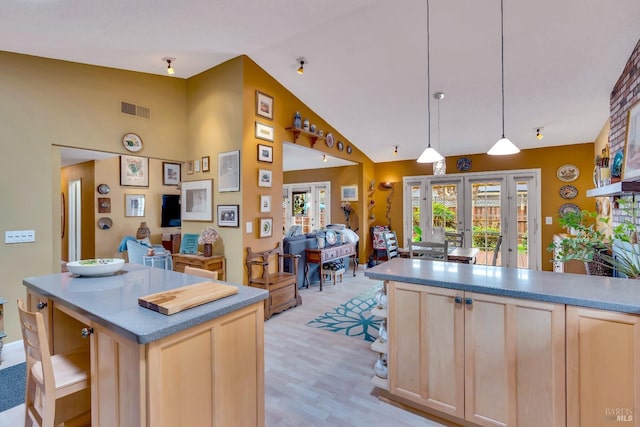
[364,258,640,314]
[23,264,268,344]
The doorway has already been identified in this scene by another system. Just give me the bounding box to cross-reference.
[283,182,331,234]
[404,169,540,269]
[68,179,82,262]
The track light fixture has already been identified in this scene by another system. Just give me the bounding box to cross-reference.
[163,57,175,75]
[536,127,544,140]
[487,0,520,156]
[297,57,306,75]
[322,154,327,162]
[417,0,444,164]
[394,145,398,156]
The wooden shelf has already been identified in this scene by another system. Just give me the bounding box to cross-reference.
[371,306,387,318]
[370,374,389,390]
[371,338,388,353]
[586,181,640,197]
[285,127,326,147]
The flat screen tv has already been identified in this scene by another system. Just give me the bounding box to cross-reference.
[161,194,181,227]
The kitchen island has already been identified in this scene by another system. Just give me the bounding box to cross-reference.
[24,263,268,427]
[365,258,640,427]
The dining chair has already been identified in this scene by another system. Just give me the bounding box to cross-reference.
[492,235,503,266]
[184,266,219,280]
[383,230,399,260]
[17,299,90,427]
[445,231,464,248]
[409,239,449,261]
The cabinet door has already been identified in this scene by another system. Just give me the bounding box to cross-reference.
[388,281,465,418]
[464,293,565,427]
[566,306,640,427]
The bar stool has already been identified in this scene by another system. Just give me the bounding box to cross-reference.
[17,299,90,427]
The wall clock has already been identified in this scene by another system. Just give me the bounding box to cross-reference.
[122,132,143,152]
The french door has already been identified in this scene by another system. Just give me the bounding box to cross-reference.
[404,169,540,269]
[283,182,331,234]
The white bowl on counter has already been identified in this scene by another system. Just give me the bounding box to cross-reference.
[66,258,125,277]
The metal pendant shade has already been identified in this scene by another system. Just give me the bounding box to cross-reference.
[488,0,520,156]
[417,0,443,164]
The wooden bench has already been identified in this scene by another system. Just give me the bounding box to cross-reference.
[246,242,301,319]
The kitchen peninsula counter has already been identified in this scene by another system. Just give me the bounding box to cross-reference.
[23,263,268,427]
[365,258,640,427]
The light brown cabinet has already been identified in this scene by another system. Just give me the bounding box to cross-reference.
[387,281,566,427]
[566,306,640,427]
[172,253,226,281]
[26,289,264,426]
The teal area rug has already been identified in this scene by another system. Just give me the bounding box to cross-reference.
[306,283,384,342]
[0,362,25,412]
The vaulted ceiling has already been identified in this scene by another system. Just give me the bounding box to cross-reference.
[4,0,640,165]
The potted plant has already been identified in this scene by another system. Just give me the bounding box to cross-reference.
[549,200,640,278]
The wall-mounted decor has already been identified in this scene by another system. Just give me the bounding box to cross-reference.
[341,185,358,202]
[346,146,353,154]
[456,157,472,171]
[120,155,149,187]
[559,185,578,199]
[258,169,272,187]
[256,91,274,120]
[97,183,110,194]
[260,195,271,213]
[194,159,201,173]
[187,160,194,175]
[219,150,240,192]
[255,122,274,142]
[217,205,239,227]
[556,164,579,182]
[259,217,273,238]
[98,197,111,213]
[97,217,113,230]
[163,162,181,186]
[257,144,273,163]
[623,101,640,180]
[202,156,210,172]
[125,194,145,217]
[122,132,143,153]
[181,179,213,221]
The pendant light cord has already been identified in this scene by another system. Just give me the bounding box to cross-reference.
[427,0,432,148]
[500,0,505,139]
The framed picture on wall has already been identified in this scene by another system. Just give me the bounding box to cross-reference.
[341,185,358,202]
[255,122,274,142]
[219,150,240,192]
[181,179,213,221]
[258,169,272,187]
[260,195,271,213]
[623,101,640,180]
[217,205,239,227]
[202,156,210,172]
[120,155,149,187]
[257,144,273,163]
[256,91,274,120]
[259,217,273,238]
[163,162,181,186]
[124,194,145,217]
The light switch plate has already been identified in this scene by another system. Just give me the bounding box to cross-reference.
[246,222,252,233]
[545,216,552,225]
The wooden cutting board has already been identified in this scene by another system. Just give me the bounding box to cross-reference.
[138,281,238,315]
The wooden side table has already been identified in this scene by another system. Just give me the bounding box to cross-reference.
[305,243,357,291]
[172,254,226,281]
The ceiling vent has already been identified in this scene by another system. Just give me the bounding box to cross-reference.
[121,101,150,119]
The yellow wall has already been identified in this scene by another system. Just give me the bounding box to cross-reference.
[0,51,186,341]
[374,143,595,270]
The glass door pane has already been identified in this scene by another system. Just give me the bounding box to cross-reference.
[410,183,423,243]
[467,179,504,266]
[431,182,461,235]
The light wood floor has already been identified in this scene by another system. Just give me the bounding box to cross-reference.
[0,267,444,427]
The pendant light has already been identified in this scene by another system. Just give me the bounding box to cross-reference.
[487,0,520,155]
[417,0,444,164]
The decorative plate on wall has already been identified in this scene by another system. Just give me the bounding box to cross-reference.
[557,164,580,182]
[559,203,580,215]
[97,184,110,194]
[559,185,578,199]
[325,133,335,148]
[612,150,624,178]
[337,141,344,151]
[346,146,353,154]
[122,132,143,152]
[456,157,471,171]
[97,217,113,230]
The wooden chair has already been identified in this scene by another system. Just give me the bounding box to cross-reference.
[409,239,449,261]
[445,231,464,248]
[246,242,301,319]
[17,299,90,427]
[492,235,503,266]
[383,230,399,260]
[184,266,218,280]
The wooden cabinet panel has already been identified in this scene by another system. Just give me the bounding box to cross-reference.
[172,254,226,281]
[386,282,566,427]
[566,306,640,427]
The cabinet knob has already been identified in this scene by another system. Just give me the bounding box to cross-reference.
[464,297,473,305]
[454,296,463,304]
[36,301,47,310]
[81,327,94,338]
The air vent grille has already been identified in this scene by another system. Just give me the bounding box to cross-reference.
[121,101,150,119]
